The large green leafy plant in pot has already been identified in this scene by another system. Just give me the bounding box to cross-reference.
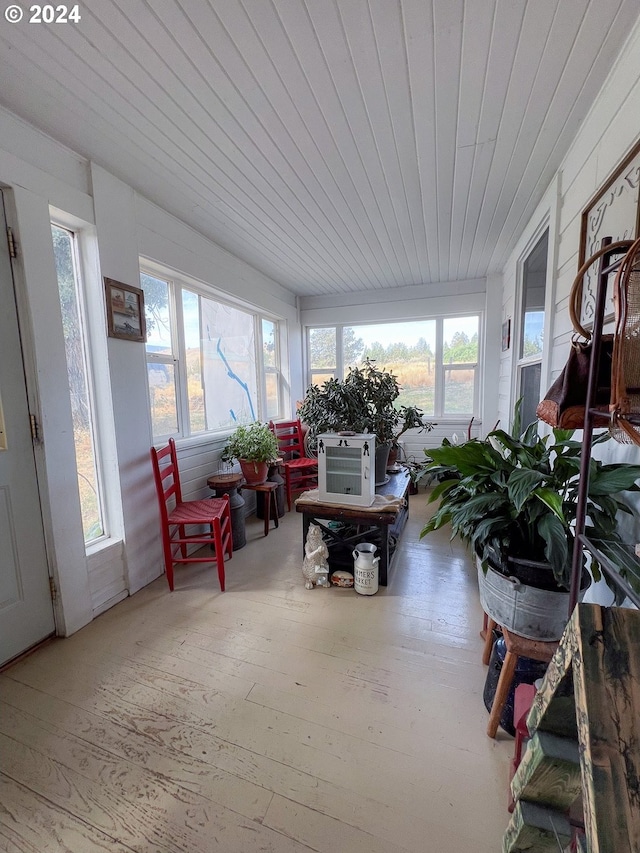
[298,358,434,450]
[420,415,640,594]
[298,359,434,485]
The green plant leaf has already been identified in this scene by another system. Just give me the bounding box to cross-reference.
[507,469,545,512]
[532,487,564,520]
[427,478,460,503]
[538,513,569,587]
[588,465,640,495]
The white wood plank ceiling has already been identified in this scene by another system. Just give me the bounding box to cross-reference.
[0,0,638,297]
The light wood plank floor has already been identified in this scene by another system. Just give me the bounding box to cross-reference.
[0,490,512,852]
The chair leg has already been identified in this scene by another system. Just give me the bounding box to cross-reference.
[178,525,188,558]
[162,528,175,591]
[224,502,233,558]
[285,472,293,512]
[271,490,279,529]
[263,489,270,537]
[213,518,225,592]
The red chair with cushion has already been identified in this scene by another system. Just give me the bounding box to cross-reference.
[150,438,232,591]
[269,419,318,511]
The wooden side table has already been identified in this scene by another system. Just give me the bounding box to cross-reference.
[239,480,279,537]
[207,473,246,550]
[256,459,285,520]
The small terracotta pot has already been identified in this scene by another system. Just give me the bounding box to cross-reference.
[239,459,268,485]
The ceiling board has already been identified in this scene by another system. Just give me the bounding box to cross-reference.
[0,0,637,298]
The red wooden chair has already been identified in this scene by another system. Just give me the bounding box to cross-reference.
[150,438,232,591]
[269,419,318,511]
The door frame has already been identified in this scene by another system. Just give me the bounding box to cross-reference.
[2,187,60,638]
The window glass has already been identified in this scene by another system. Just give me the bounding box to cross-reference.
[262,318,280,420]
[444,367,476,414]
[443,317,479,363]
[345,321,437,414]
[309,327,337,369]
[201,297,258,430]
[141,273,179,438]
[141,273,172,354]
[307,316,480,418]
[519,362,542,431]
[182,289,205,432]
[517,231,548,429]
[519,233,547,360]
[442,316,479,415]
[147,362,179,437]
[141,267,282,439]
[52,224,105,543]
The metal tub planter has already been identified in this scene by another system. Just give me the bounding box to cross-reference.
[477,555,590,642]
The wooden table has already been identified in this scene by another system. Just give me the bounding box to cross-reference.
[295,469,410,586]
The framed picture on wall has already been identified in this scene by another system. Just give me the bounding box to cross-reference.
[501,319,511,352]
[578,138,640,329]
[104,278,147,342]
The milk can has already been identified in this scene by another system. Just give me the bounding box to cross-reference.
[352,543,379,595]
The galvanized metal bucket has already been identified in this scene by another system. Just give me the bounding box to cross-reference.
[477,558,580,641]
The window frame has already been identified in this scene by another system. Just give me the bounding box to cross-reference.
[140,261,284,441]
[515,228,550,430]
[305,314,481,420]
[51,217,109,547]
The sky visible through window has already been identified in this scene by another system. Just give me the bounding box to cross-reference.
[350,317,479,349]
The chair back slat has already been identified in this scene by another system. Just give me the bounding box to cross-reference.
[150,438,183,519]
[270,419,305,460]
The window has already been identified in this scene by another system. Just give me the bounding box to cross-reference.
[517,231,548,429]
[307,316,479,417]
[308,327,337,386]
[140,267,283,440]
[261,318,280,420]
[52,223,106,543]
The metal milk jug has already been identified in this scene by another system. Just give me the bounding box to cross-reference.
[353,543,379,595]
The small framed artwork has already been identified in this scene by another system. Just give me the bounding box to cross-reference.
[578,138,640,329]
[501,319,511,352]
[104,278,146,342]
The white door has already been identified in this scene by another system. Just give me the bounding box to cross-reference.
[0,191,55,665]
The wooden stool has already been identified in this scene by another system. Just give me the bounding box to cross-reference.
[239,480,279,537]
[485,620,558,738]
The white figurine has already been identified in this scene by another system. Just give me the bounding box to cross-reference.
[302,523,330,589]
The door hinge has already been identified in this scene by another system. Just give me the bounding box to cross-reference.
[49,577,57,601]
[30,413,40,443]
[7,227,17,259]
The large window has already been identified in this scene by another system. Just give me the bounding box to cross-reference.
[307,316,479,417]
[517,231,548,430]
[140,268,283,439]
[52,223,106,543]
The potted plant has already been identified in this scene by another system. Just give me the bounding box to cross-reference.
[419,406,640,639]
[298,359,435,484]
[222,421,279,485]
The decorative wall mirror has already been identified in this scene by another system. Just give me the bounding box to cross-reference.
[578,139,640,330]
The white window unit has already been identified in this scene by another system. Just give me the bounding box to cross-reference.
[317,433,376,506]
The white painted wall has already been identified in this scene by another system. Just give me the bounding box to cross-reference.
[500,21,640,603]
[0,106,302,638]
